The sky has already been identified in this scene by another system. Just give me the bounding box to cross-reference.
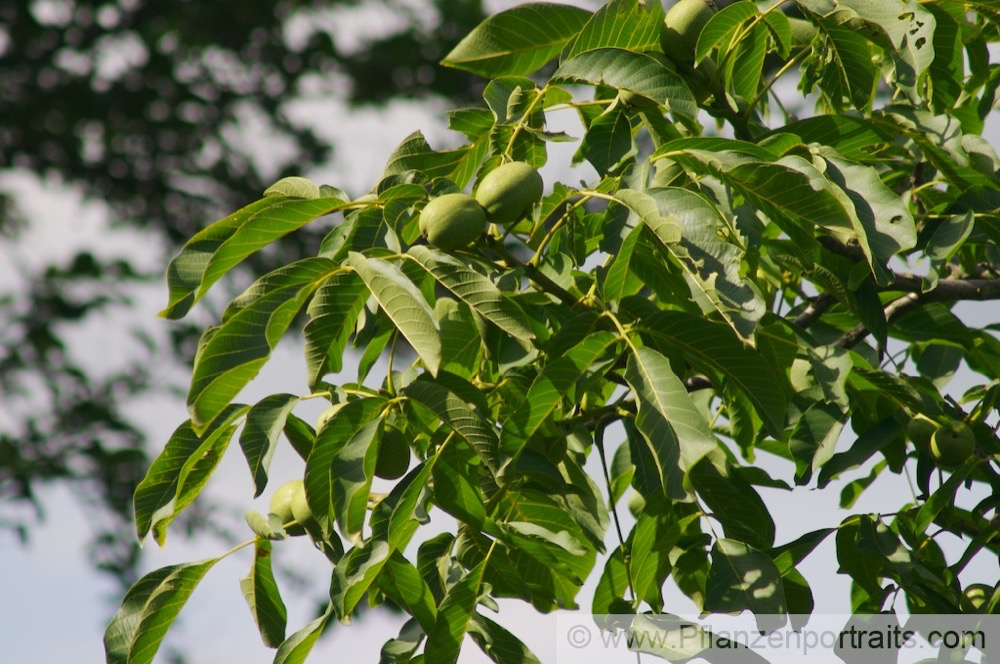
[2,1,999,663]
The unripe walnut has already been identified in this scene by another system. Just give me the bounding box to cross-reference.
[418,193,488,251]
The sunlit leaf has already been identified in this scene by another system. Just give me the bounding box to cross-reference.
[442,4,592,77]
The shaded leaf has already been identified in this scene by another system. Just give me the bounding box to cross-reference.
[187,258,335,431]
[409,246,535,342]
[104,559,220,664]
[705,539,787,632]
[304,398,385,535]
[552,48,698,120]
[690,455,775,550]
[134,404,248,545]
[239,394,300,498]
[347,252,441,377]
[501,332,618,464]
[632,309,785,435]
[423,561,487,664]
[330,540,392,619]
[240,539,287,648]
[404,378,501,475]
[273,605,333,664]
[625,346,718,500]
[303,271,368,388]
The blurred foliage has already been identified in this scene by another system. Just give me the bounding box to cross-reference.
[0,0,487,589]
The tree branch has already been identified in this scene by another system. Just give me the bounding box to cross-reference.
[792,293,839,329]
[484,234,579,306]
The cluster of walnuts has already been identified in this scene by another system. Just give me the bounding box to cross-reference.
[418,160,544,250]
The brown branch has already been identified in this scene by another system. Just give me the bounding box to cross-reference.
[835,275,1000,349]
[484,234,579,306]
[792,293,839,329]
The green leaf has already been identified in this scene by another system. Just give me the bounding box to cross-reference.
[483,76,537,123]
[876,106,1000,191]
[404,378,501,475]
[552,48,698,121]
[379,551,438,632]
[332,417,383,542]
[133,404,248,545]
[408,246,535,342]
[615,189,682,245]
[187,258,335,431]
[762,11,792,58]
[770,115,894,161]
[330,540,392,619]
[264,176,321,200]
[729,22,768,104]
[500,332,618,463]
[629,511,685,610]
[705,539,788,632]
[273,604,333,664]
[160,197,283,320]
[436,297,483,379]
[926,211,975,264]
[564,0,663,61]
[304,398,385,535]
[104,559,220,664]
[690,455,775,550]
[382,131,477,185]
[816,417,904,488]
[432,440,486,529]
[240,539,287,648]
[442,3,592,77]
[468,613,543,664]
[632,309,785,435]
[347,252,441,377]
[239,394,300,498]
[789,401,847,485]
[915,456,977,533]
[835,515,890,600]
[817,21,875,110]
[645,187,766,339]
[195,197,346,303]
[818,151,918,263]
[628,614,730,661]
[825,0,936,103]
[602,221,643,303]
[580,105,634,175]
[423,560,487,664]
[695,1,758,63]
[624,346,718,500]
[303,271,368,388]
[593,547,631,615]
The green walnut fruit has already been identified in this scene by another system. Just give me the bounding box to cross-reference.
[661,0,718,65]
[290,484,318,534]
[930,420,976,470]
[906,413,939,451]
[962,584,993,612]
[474,161,544,226]
[375,426,411,480]
[316,403,345,433]
[418,193,487,251]
[270,479,307,536]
